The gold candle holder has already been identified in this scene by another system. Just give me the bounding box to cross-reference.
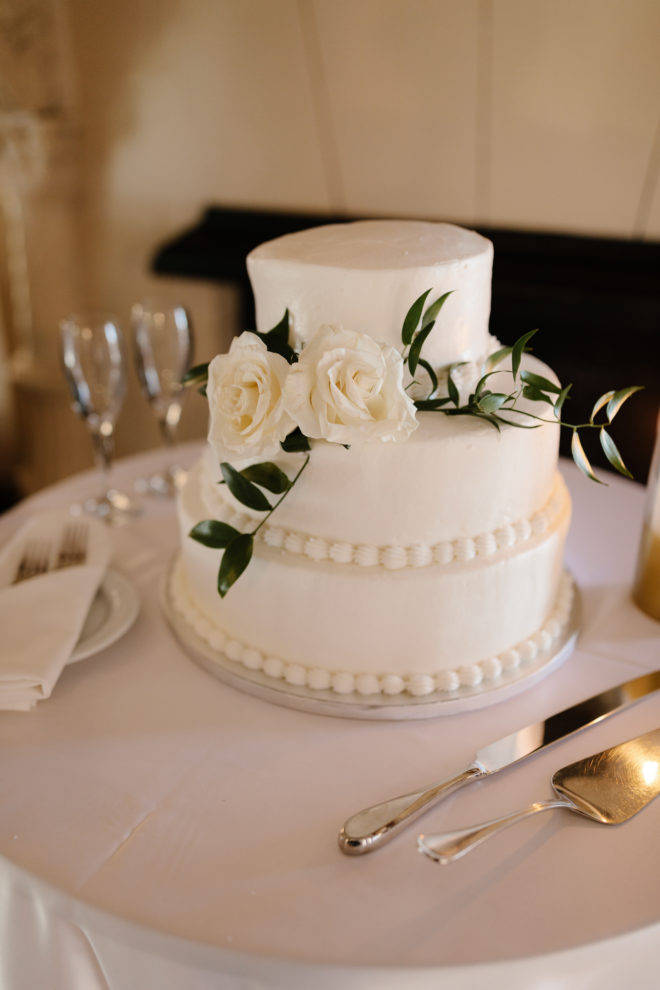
[633,411,660,620]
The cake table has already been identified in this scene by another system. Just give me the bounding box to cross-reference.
[1,442,659,990]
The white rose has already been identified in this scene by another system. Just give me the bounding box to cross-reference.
[283,325,418,444]
[207,332,295,458]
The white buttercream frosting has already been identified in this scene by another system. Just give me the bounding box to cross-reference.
[177,442,571,681]
[247,220,493,370]
[169,559,574,698]
[196,458,567,572]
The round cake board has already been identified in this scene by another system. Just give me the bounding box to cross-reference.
[160,559,580,721]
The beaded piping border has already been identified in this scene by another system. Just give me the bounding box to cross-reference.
[169,560,574,699]
[200,472,569,572]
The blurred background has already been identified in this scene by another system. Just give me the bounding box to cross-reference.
[1,0,659,509]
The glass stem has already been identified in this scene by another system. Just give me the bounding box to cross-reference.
[158,401,181,448]
[91,429,114,485]
[158,417,175,448]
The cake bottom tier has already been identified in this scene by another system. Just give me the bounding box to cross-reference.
[174,481,572,700]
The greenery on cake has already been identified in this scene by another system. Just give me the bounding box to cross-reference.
[402,289,642,483]
[187,456,309,596]
[183,291,641,595]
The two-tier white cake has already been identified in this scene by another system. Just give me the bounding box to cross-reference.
[171,220,573,705]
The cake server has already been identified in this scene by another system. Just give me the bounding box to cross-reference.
[338,670,660,855]
[417,726,660,863]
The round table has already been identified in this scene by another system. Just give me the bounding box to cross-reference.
[1,443,660,990]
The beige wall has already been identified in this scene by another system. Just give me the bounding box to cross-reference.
[3,0,660,492]
[67,0,660,236]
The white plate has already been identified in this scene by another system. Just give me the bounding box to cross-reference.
[70,569,140,663]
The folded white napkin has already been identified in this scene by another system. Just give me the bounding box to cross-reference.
[0,510,112,711]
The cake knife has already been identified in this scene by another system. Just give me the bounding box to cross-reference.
[338,670,660,855]
[417,726,660,864]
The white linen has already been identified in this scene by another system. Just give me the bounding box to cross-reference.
[0,509,111,710]
[1,443,659,989]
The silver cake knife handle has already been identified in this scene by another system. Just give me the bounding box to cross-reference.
[338,763,487,855]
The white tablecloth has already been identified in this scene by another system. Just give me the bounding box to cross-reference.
[1,443,659,989]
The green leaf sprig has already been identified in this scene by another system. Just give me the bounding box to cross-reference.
[184,309,313,595]
[402,289,453,391]
[184,289,643,600]
[180,309,297,399]
[255,309,296,363]
[181,362,210,396]
[403,291,643,483]
[189,454,310,596]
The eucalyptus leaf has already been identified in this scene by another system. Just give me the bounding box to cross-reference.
[189,519,240,548]
[181,362,209,388]
[408,319,436,376]
[511,329,538,379]
[479,413,503,433]
[281,427,311,452]
[478,392,509,413]
[445,407,502,431]
[256,309,296,363]
[490,415,540,429]
[600,428,633,478]
[485,345,512,372]
[269,309,290,338]
[472,369,498,399]
[474,411,502,431]
[220,462,272,511]
[522,384,555,405]
[414,396,453,411]
[417,357,438,397]
[240,462,292,494]
[571,431,603,484]
[554,384,572,419]
[401,289,431,346]
[421,290,452,328]
[447,365,460,407]
[520,369,562,394]
[606,385,644,422]
[590,390,615,423]
[217,534,254,597]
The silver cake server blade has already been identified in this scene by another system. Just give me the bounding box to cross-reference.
[418,726,660,863]
[338,670,660,855]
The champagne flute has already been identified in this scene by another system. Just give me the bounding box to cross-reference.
[131,299,193,496]
[59,312,139,523]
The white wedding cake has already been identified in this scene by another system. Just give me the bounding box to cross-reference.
[171,220,574,703]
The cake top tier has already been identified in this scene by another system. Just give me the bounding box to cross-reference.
[248,219,490,269]
[247,220,494,370]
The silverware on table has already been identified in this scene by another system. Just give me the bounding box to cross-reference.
[11,541,52,583]
[10,522,88,585]
[338,670,660,855]
[418,727,660,863]
[56,522,89,568]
